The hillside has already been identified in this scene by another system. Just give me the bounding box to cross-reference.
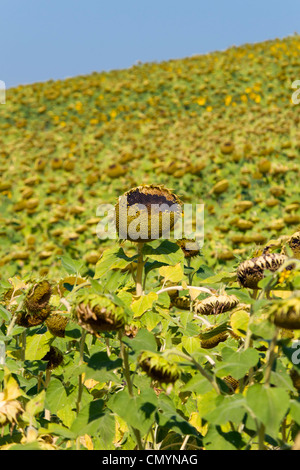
[0,35,300,281]
[0,35,300,451]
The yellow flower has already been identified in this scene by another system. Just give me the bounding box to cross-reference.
[90,118,99,125]
[254,95,261,104]
[197,97,206,106]
[224,95,232,106]
[110,109,118,119]
[206,105,213,112]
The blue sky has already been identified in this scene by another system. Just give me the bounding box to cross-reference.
[1,0,300,88]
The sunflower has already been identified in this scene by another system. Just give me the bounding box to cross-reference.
[138,351,180,384]
[115,184,182,243]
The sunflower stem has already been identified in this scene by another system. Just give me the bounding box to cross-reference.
[136,243,144,296]
[76,328,87,415]
[118,330,144,450]
[264,327,279,387]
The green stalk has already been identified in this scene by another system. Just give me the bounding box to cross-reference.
[118,330,143,450]
[135,243,144,297]
[264,327,279,387]
[76,328,87,415]
[166,349,221,395]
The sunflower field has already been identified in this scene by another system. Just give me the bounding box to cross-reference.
[0,35,300,450]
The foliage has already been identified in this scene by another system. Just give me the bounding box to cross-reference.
[1,35,300,450]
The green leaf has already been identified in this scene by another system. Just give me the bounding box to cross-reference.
[25,390,46,417]
[70,399,105,436]
[215,347,259,379]
[122,328,157,358]
[203,394,247,425]
[46,423,76,439]
[203,425,243,450]
[181,374,214,394]
[110,388,158,436]
[181,336,201,355]
[290,399,300,424]
[198,271,236,285]
[60,255,84,274]
[131,291,158,318]
[45,378,68,415]
[246,384,290,438]
[143,240,184,266]
[94,247,136,279]
[157,394,198,436]
[85,351,122,383]
[0,304,10,322]
[25,330,52,361]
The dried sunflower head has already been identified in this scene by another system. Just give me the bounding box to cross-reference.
[237,253,290,289]
[24,280,52,313]
[223,375,239,393]
[176,238,201,258]
[269,296,300,330]
[0,370,23,428]
[115,184,182,243]
[45,313,68,338]
[15,280,52,328]
[16,305,51,328]
[171,295,191,310]
[288,231,300,259]
[74,293,127,334]
[41,346,64,370]
[193,294,239,316]
[199,323,229,349]
[138,351,180,384]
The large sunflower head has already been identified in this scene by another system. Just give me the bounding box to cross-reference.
[115,184,183,243]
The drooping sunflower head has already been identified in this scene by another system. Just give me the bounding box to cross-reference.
[288,231,300,259]
[176,238,201,259]
[115,184,183,243]
[138,350,180,385]
[24,280,52,313]
[269,296,300,330]
[236,253,291,289]
[193,294,239,316]
[45,313,68,338]
[74,292,127,334]
[42,346,64,370]
[16,280,52,328]
[199,323,229,349]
